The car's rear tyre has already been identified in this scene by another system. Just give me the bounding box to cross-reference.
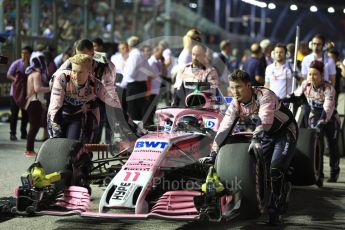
[215,141,268,219]
[36,138,82,191]
[290,128,322,186]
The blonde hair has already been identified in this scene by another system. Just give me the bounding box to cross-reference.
[69,53,93,66]
[183,29,201,50]
[127,36,140,47]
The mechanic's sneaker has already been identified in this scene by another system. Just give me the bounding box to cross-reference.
[24,151,37,158]
[10,135,17,141]
[268,208,283,226]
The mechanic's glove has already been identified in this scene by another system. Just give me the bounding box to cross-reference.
[248,138,263,160]
[315,119,326,132]
[198,151,217,164]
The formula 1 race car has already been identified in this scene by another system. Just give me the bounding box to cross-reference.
[13,85,269,222]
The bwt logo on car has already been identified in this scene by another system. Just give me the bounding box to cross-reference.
[135,141,169,149]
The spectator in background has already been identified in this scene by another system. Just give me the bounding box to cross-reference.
[159,40,174,79]
[93,37,104,53]
[111,41,129,75]
[92,37,113,144]
[44,46,58,79]
[260,39,273,66]
[301,34,336,86]
[264,43,294,99]
[123,36,153,121]
[242,43,266,86]
[297,42,310,69]
[159,40,175,105]
[212,40,232,96]
[328,50,344,102]
[142,45,152,59]
[6,46,32,141]
[286,43,295,65]
[24,55,50,157]
[110,41,130,131]
[286,43,302,80]
[177,28,201,69]
[54,46,73,68]
[145,45,166,126]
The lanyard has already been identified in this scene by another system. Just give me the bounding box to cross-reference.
[272,64,289,96]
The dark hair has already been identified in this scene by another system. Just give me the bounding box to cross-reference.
[92,37,104,47]
[309,60,324,74]
[274,43,287,53]
[312,34,326,46]
[188,28,201,42]
[328,49,339,58]
[229,69,251,83]
[74,39,93,53]
[31,55,47,73]
[22,46,33,54]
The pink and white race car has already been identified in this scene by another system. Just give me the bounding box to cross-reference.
[15,86,269,222]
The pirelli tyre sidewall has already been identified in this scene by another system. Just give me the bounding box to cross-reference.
[36,138,82,191]
[290,128,322,186]
[215,140,268,219]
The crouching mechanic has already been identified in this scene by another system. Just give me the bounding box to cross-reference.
[48,54,141,143]
[282,60,340,183]
[199,69,298,225]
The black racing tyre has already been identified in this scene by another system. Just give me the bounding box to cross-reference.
[290,128,322,186]
[215,142,268,219]
[36,138,82,191]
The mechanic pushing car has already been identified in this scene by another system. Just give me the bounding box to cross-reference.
[282,60,340,183]
[172,44,219,107]
[200,69,298,225]
[47,54,141,143]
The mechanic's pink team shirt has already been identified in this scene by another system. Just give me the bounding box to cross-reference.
[293,80,337,122]
[48,68,121,135]
[212,87,297,151]
[174,63,219,90]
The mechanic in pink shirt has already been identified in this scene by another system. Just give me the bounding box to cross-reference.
[48,54,142,143]
[200,69,298,225]
[282,60,340,183]
[172,44,219,107]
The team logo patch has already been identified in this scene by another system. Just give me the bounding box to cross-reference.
[135,141,169,149]
[204,119,216,128]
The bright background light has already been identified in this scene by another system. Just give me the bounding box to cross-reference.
[189,3,197,9]
[290,4,298,11]
[268,3,276,10]
[310,5,318,12]
[241,0,267,8]
[327,7,335,13]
